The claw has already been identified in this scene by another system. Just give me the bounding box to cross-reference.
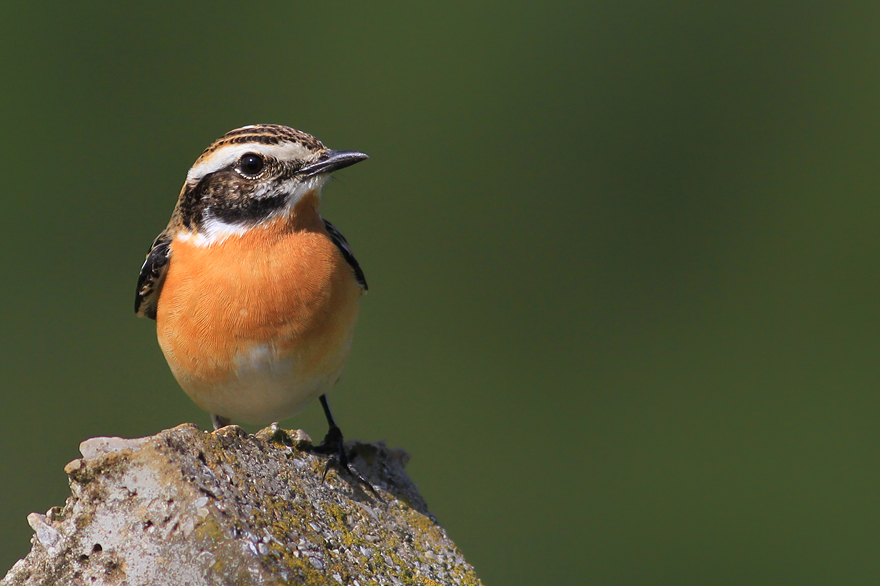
[311,394,382,499]
[313,424,382,499]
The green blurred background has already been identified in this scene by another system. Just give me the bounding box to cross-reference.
[2,1,880,583]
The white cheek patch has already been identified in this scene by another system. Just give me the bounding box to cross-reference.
[187,141,317,183]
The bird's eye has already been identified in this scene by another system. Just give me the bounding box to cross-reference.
[239,153,264,176]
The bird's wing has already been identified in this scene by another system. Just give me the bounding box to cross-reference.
[323,218,368,291]
[135,233,172,319]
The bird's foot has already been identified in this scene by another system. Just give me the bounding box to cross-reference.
[211,414,231,430]
[312,425,381,499]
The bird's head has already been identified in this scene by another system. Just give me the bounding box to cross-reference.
[173,124,367,238]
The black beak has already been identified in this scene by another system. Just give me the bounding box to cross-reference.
[300,150,369,177]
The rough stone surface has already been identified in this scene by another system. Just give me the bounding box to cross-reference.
[2,424,482,586]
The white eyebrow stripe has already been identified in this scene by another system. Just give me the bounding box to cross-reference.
[186,142,317,183]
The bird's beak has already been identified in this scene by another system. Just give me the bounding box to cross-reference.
[300,150,369,177]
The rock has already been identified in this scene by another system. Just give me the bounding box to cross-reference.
[1,424,482,586]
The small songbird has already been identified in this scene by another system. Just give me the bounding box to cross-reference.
[135,124,370,481]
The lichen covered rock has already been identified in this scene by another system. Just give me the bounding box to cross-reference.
[1,424,482,586]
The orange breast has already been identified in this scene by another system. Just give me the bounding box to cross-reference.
[155,203,362,423]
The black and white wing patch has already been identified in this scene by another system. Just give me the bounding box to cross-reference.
[135,233,172,320]
[323,219,368,291]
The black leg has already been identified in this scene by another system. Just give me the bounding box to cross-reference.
[211,414,231,430]
[319,394,339,430]
[313,394,379,497]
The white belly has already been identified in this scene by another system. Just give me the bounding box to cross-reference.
[170,340,348,425]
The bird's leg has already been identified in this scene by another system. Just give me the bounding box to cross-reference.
[312,394,379,497]
[211,414,231,430]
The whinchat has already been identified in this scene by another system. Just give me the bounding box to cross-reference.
[135,124,370,481]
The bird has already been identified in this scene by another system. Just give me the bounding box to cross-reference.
[135,124,370,484]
